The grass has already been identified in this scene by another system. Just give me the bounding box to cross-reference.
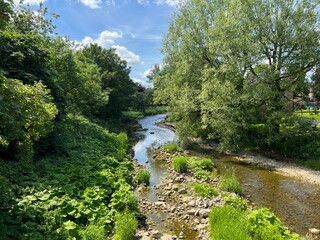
[209,206,302,240]
[296,110,320,121]
[209,206,249,240]
[134,169,151,185]
[172,156,189,173]
[114,211,138,240]
[194,183,219,198]
[122,106,167,121]
[220,173,242,195]
[162,143,180,153]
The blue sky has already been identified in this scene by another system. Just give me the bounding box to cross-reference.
[15,0,182,86]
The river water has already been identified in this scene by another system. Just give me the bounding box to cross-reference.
[133,114,320,238]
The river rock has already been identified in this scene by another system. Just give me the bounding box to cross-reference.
[187,208,197,215]
[199,209,211,218]
[188,200,196,207]
[152,231,163,239]
[309,228,320,235]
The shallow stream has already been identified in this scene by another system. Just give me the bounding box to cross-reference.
[133,114,320,238]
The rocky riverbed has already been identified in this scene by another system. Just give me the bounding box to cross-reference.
[134,149,243,240]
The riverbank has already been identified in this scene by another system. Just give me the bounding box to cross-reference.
[133,147,312,239]
[157,119,320,186]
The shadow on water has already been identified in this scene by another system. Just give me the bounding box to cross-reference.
[133,115,320,238]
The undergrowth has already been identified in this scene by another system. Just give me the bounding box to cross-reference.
[0,114,138,239]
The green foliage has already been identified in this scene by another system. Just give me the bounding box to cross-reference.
[209,206,302,240]
[172,156,189,173]
[156,0,320,156]
[0,76,58,161]
[135,169,151,185]
[220,174,242,195]
[114,211,138,240]
[209,206,249,240]
[247,208,302,240]
[223,196,248,210]
[0,115,136,239]
[162,143,180,153]
[80,222,105,240]
[79,44,136,118]
[193,183,218,198]
[194,169,217,181]
[193,158,214,171]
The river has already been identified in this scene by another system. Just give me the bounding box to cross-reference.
[133,114,320,238]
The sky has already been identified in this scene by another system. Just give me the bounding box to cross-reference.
[15,0,183,86]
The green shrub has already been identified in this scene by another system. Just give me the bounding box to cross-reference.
[247,208,302,240]
[194,183,218,198]
[172,156,189,173]
[135,169,151,185]
[197,158,214,171]
[223,196,248,210]
[114,211,138,240]
[209,206,249,240]
[80,223,105,240]
[220,174,242,194]
[162,143,179,153]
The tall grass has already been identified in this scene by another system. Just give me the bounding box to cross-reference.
[220,173,242,194]
[114,211,138,240]
[209,206,249,240]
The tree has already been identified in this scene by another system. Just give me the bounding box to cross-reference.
[0,0,13,29]
[0,75,58,162]
[49,38,108,116]
[156,0,320,149]
[79,44,136,118]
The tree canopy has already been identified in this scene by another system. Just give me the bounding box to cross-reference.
[155,0,320,150]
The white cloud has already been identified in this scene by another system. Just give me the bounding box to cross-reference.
[137,0,184,6]
[131,78,146,85]
[142,68,152,78]
[78,30,122,47]
[77,30,142,65]
[14,0,46,5]
[80,0,102,9]
[112,45,141,65]
[137,0,150,4]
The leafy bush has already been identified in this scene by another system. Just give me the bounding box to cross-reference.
[172,156,189,173]
[194,158,214,171]
[135,169,151,185]
[247,208,302,240]
[114,211,138,240]
[194,183,218,198]
[223,196,248,210]
[209,206,249,240]
[220,174,242,194]
[0,115,137,239]
[162,143,180,153]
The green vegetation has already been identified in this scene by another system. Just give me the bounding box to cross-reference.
[135,169,151,185]
[209,206,302,240]
[0,3,146,239]
[193,183,219,198]
[162,143,180,153]
[296,110,320,121]
[172,156,189,173]
[223,196,248,210]
[0,115,137,239]
[114,211,138,240]
[220,174,242,195]
[209,206,249,240]
[154,0,320,166]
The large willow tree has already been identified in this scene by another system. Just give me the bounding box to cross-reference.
[155,0,320,150]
